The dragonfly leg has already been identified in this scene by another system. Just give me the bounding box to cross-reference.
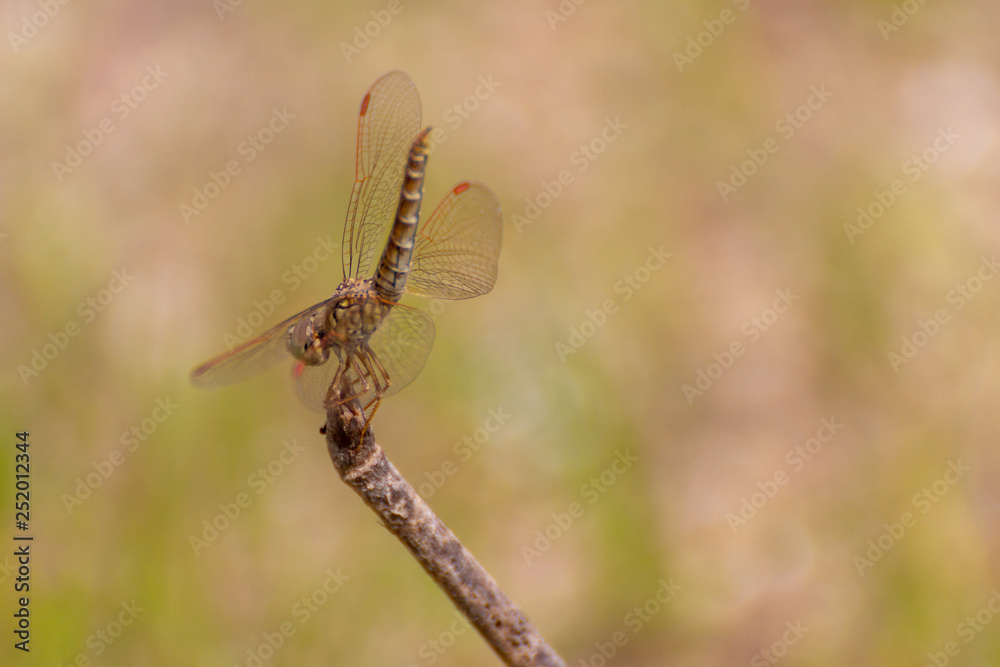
[360,396,382,439]
[347,354,373,400]
[326,354,373,407]
[357,347,390,400]
[364,345,392,399]
[323,358,348,409]
[321,348,388,440]
[353,348,391,437]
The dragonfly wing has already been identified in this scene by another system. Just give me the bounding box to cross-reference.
[342,71,422,280]
[363,304,435,405]
[292,359,342,413]
[407,182,503,300]
[189,299,333,389]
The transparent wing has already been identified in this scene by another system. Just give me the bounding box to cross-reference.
[292,358,341,413]
[342,71,422,280]
[362,303,435,405]
[407,182,503,300]
[189,299,333,389]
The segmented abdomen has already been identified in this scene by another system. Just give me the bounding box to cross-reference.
[374,127,431,303]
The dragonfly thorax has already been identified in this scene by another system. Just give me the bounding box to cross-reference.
[326,277,389,343]
[286,279,388,367]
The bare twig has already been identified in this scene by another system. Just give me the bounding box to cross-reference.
[323,393,566,667]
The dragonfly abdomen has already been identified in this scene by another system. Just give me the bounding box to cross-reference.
[374,127,431,303]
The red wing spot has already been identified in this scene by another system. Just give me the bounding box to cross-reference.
[453,182,470,195]
[360,93,371,115]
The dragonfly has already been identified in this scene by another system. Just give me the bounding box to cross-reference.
[190,71,502,414]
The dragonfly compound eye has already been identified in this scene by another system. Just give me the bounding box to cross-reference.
[288,318,328,365]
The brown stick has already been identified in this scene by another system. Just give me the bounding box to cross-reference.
[323,394,566,667]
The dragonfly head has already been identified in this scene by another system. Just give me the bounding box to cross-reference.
[288,316,330,366]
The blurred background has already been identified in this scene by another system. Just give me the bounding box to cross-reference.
[3,0,1000,664]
